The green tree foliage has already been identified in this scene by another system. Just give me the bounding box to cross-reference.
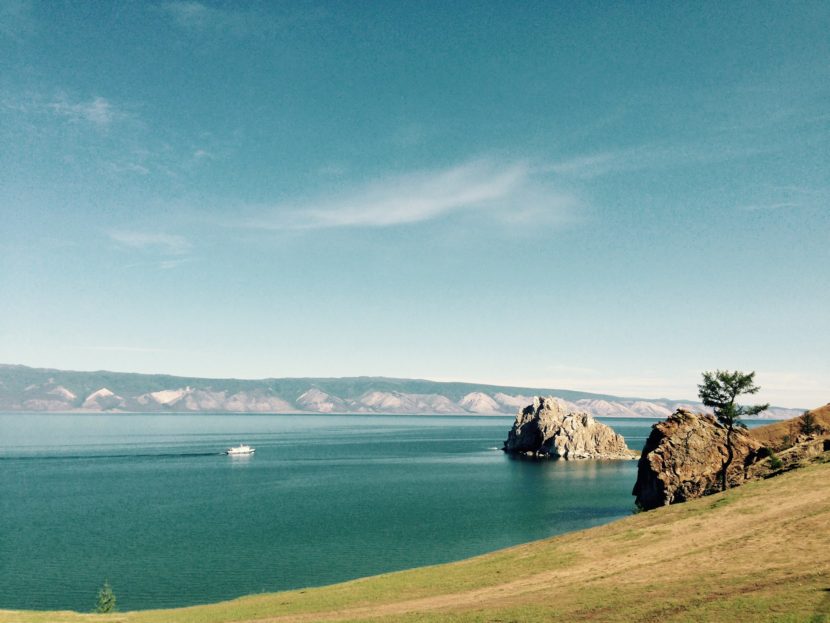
[698,370,769,491]
[95,579,116,613]
[800,411,819,436]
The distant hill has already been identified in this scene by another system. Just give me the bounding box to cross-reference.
[0,364,804,419]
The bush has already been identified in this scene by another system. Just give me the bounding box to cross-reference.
[768,452,784,470]
[95,580,116,613]
[800,412,819,436]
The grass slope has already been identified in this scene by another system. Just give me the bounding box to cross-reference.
[752,403,830,450]
[2,461,829,623]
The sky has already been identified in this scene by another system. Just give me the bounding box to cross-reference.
[1,1,828,408]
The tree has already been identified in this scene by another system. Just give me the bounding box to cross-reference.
[95,579,117,613]
[698,370,769,491]
[800,410,819,436]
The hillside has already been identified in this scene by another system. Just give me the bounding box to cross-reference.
[752,403,830,450]
[1,459,827,622]
[0,364,802,418]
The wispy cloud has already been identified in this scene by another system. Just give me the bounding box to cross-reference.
[547,141,773,180]
[109,231,192,255]
[547,150,638,179]
[241,158,576,230]
[2,87,221,184]
[107,161,151,175]
[3,91,126,128]
[48,95,121,127]
[163,1,224,30]
[736,185,827,212]
[318,163,348,178]
[161,1,326,36]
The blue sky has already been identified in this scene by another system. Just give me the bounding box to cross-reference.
[1,1,828,407]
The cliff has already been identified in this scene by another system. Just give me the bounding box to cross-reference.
[633,406,830,510]
[632,409,764,510]
[503,396,636,459]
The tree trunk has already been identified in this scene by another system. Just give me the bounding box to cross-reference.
[721,426,734,491]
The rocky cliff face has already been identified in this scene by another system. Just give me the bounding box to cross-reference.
[632,409,764,510]
[503,396,635,459]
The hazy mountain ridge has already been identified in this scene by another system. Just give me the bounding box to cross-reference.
[0,364,802,419]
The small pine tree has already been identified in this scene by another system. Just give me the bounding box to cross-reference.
[95,579,116,613]
[698,370,769,491]
[800,411,819,436]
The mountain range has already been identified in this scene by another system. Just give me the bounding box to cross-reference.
[0,364,803,419]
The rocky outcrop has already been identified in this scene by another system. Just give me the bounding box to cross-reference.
[503,396,636,459]
[632,409,764,510]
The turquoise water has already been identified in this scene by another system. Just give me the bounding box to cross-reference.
[0,413,655,611]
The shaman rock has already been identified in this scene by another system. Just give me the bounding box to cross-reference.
[503,396,635,460]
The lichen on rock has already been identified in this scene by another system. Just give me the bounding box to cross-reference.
[503,396,636,460]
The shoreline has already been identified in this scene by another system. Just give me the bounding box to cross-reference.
[2,461,828,622]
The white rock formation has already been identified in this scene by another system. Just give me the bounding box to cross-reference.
[82,388,125,410]
[503,396,635,459]
[459,392,501,414]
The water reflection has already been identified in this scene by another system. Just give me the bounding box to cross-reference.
[227,453,254,468]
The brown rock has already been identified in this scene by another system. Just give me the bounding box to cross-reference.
[632,409,763,510]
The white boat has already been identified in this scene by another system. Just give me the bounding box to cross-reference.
[225,444,255,455]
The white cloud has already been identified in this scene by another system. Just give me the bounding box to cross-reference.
[547,151,633,178]
[109,231,192,255]
[547,142,773,179]
[48,95,119,127]
[107,162,151,175]
[736,185,828,213]
[242,158,575,230]
[162,1,215,29]
[160,1,327,35]
[161,1,261,34]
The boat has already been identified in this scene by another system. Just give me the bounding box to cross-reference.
[225,444,255,455]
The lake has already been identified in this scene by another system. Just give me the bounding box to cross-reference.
[0,413,656,611]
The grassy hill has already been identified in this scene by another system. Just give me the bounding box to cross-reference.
[2,459,828,622]
[752,403,830,450]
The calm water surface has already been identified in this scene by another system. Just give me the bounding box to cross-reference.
[0,413,656,611]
